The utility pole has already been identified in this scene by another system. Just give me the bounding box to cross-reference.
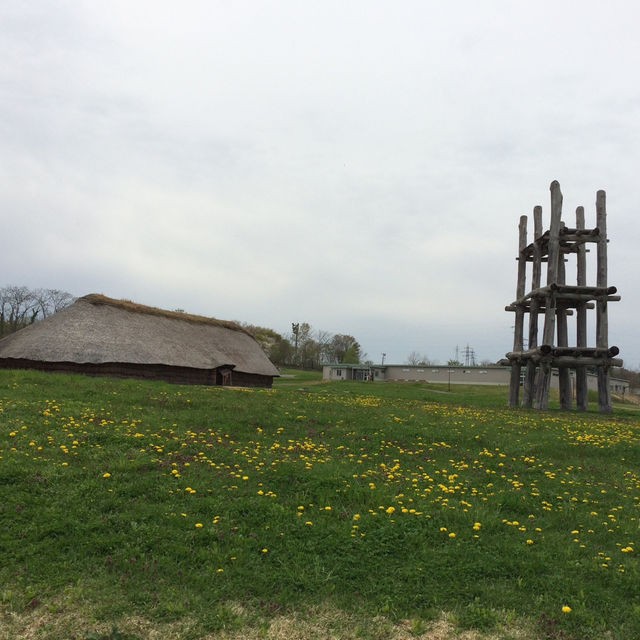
[463,344,476,367]
[291,323,299,365]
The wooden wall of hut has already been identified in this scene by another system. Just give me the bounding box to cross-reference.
[0,358,275,388]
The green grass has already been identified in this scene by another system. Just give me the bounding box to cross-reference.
[273,367,324,387]
[1,370,640,639]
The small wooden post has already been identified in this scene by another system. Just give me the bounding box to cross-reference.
[596,190,612,413]
[509,215,528,407]
[523,205,542,407]
[575,206,589,411]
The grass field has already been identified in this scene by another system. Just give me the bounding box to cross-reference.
[1,369,640,639]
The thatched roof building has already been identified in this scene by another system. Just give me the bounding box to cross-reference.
[0,294,279,387]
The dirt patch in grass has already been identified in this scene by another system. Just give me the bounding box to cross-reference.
[216,607,535,640]
[0,604,199,640]
[1,601,535,640]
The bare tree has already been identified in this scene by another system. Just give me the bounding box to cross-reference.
[1,286,37,334]
[32,288,75,318]
[405,351,431,366]
[0,285,75,337]
[288,322,323,367]
[315,329,333,364]
[286,324,363,368]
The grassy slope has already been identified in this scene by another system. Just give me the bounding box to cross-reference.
[1,370,639,639]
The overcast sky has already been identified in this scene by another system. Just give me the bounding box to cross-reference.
[2,1,639,367]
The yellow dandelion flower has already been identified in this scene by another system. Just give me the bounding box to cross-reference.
[195,523,203,528]
[562,605,572,613]
[103,472,111,478]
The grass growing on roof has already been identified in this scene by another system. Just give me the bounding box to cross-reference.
[1,370,640,639]
[82,294,247,332]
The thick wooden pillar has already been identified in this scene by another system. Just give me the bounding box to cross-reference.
[557,249,573,409]
[575,206,589,411]
[596,190,612,413]
[509,215,528,407]
[523,206,542,407]
[536,181,562,410]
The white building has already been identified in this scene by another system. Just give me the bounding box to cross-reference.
[322,364,630,394]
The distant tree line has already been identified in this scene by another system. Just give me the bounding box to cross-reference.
[0,285,75,338]
[241,321,361,369]
[405,351,433,366]
[404,351,498,367]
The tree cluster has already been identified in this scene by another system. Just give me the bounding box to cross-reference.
[0,286,75,338]
[242,321,361,369]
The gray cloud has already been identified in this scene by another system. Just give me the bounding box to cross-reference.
[2,0,639,367]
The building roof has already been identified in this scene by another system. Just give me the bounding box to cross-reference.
[0,294,279,377]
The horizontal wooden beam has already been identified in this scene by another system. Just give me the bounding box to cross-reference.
[559,226,600,237]
[552,346,619,358]
[506,345,553,360]
[505,304,592,314]
[521,228,601,257]
[505,352,623,368]
[509,284,618,308]
[506,345,618,358]
[552,356,623,368]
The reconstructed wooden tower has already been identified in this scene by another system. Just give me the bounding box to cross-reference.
[505,181,621,413]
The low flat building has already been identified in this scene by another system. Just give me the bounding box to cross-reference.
[322,364,630,394]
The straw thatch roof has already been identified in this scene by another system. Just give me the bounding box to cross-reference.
[0,294,279,383]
